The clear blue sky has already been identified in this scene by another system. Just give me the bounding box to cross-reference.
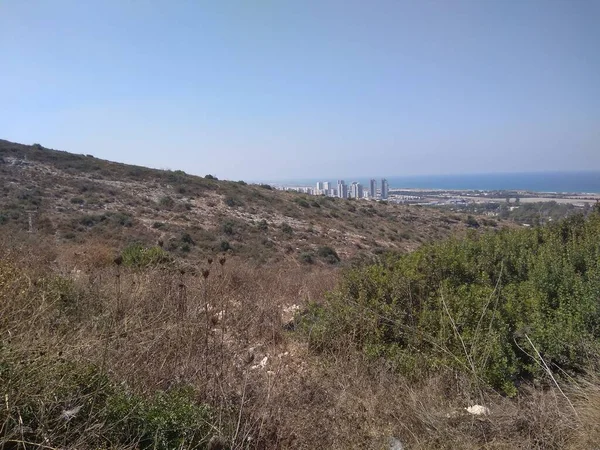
[1,0,599,181]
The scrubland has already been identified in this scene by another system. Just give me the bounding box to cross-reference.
[1,141,599,449]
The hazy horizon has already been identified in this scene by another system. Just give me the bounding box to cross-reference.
[255,169,600,183]
[2,1,599,180]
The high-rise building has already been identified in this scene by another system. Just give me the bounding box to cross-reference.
[316,182,324,192]
[381,178,389,200]
[369,179,377,199]
[323,181,330,191]
[337,180,348,199]
[351,182,363,199]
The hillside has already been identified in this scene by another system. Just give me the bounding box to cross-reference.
[2,139,598,449]
[0,139,501,266]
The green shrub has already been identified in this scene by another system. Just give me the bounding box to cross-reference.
[295,198,310,208]
[299,252,314,264]
[104,387,213,449]
[465,215,480,228]
[70,197,85,205]
[111,212,133,227]
[158,196,175,209]
[481,218,497,227]
[305,214,600,394]
[181,232,195,245]
[224,196,241,207]
[220,240,231,252]
[0,348,215,450]
[399,231,411,240]
[222,220,235,235]
[281,223,293,235]
[121,244,172,267]
[317,246,340,264]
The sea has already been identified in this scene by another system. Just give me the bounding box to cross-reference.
[274,172,600,194]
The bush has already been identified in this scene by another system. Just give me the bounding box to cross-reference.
[111,212,133,227]
[220,240,231,252]
[158,196,175,209]
[70,197,85,205]
[180,232,195,245]
[281,223,293,235]
[481,218,498,227]
[0,349,216,450]
[205,174,218,180]
[299,252,314,264]
[317,246,340,264]
[224,196,242,208]
[258,183,272,190]
[222,220,235,235]
[79,214,103,227]
[104,387,213,449]
[121,244,172,267]
[305,214,600,394]
[465,215,480,228]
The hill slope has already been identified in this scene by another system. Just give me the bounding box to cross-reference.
[1,140,598,449]
[0,139,501,265]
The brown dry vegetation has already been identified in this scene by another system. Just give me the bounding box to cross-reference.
[1,234,598,449]
[0,140,506,266]
[1,141,598,449]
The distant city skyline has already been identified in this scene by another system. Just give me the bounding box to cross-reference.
[1,1,599,180]
[269,171,600,194]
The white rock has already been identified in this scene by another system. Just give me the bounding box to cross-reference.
[61,405,82,420]
[250,356,268,370]
[465,405,490,416]
[389,437,404,450]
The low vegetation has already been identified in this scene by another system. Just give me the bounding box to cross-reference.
[0,139,504,267]
[305,213,600,395]
[1,140,599,449]
[442,199,595,225]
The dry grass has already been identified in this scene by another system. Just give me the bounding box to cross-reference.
[0,139,509,267]
[1,235,598,448]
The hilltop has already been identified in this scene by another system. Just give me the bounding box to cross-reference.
[0,139,501,266]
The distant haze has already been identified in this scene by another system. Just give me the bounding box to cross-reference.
[1,1,599,180]
[270,172,600,194]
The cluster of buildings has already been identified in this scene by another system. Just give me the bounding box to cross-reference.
[285,178,390,200]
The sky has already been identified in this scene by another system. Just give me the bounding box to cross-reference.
[1,0,599,181]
